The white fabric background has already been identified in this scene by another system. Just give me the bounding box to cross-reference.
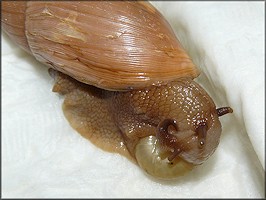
[2,1,265,198]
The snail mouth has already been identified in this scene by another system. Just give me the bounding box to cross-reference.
[133,114,224,179]
[135,136,194,179]
[156,119,208,163]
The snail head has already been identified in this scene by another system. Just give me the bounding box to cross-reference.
[156,107,233,165]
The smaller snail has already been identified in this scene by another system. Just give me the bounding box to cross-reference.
[2,1,233,179]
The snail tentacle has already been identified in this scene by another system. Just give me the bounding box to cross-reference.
[156,119,182,162]
[216,107,233,117]
[196,124,208,148]
[168,148,182,162]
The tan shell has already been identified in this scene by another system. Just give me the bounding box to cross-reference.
[2,1,200,91]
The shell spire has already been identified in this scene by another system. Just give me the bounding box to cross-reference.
[1,1,31,54]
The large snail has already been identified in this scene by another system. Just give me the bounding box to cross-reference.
[2,1,233,179]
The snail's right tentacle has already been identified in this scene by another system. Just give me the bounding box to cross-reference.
[195,124,207,149]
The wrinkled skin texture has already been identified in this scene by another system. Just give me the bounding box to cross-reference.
[109,77,222,165]
[51,69,223,166]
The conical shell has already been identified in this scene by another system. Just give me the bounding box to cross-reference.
[1,1,31,54]
[2,1,200,91]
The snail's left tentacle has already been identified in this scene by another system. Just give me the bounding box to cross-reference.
[156,119,181,162]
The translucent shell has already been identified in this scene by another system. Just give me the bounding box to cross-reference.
[135,136,193,179]
[1,1,200,91]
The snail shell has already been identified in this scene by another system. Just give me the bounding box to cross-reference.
[2,1,233,179]
[2,1,199,91]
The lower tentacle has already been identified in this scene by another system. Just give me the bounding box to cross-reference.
[156,119,181,162]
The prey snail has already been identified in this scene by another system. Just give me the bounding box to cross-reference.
[2,1,233,179]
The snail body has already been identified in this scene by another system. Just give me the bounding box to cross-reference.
[2,1,233,179]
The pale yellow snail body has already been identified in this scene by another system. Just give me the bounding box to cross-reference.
[2,1,233,179]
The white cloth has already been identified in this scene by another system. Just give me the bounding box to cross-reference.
[2,1,264,198]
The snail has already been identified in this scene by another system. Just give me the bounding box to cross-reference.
[2,1,233,179]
